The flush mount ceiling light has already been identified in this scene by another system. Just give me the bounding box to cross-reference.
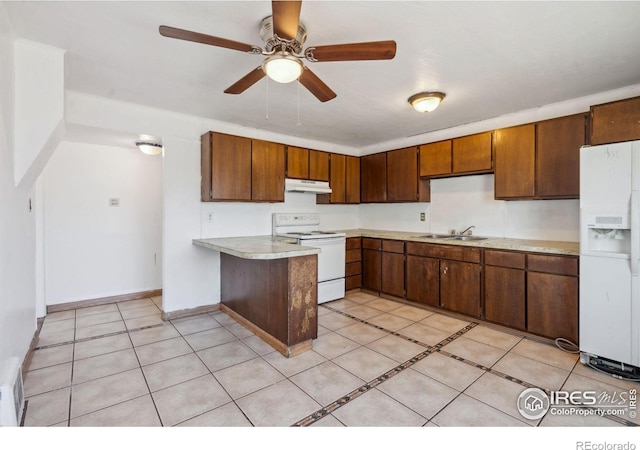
[135,141,163,155]
[262,52,304,83]
[408,92,446,113]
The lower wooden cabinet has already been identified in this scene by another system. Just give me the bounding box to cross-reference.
[345,237,362,291]
[440,260,481,318]
[381,240,405,297]
[484,265,526,330]
[406,255,439,307]
[362,238,382,292]
[483,249,526,330]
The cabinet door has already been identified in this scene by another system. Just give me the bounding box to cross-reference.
[590,96,640,145]
[360,153,387,203]
[387,147,419,202]
[419,141,452,177]
[207,132,252,201]
[309,150,330,181]
[406,255,439,307]
[452,132,492,174]
[381,252,405,297]
[536,114,585,198]
[345,156,361,204]
[329,154,346,204]
[527,272,578,343]
[484,266,526,330]
[362,248,381,292]
[251,139,285,202]
[286,146,309,179]
[440,260,481,318]
[494,124,535,199]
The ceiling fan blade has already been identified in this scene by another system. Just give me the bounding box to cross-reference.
[299,67,336,102]
[224,67,266,94]
[159,25,257,53]
[272,1,302,41]
[307,41,397,62]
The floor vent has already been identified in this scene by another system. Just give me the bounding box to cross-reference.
[0,357,25,427]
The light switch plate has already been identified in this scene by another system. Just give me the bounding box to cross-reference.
[420,212,426,221]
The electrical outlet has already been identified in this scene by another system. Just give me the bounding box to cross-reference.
[207,212,214,223]
[420,212,426,222]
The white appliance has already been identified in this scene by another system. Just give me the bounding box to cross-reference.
[579,140,640,380]
[272,213,346,303]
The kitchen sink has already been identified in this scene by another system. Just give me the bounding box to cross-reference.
[447,236,488,241]
[414,234,454,239]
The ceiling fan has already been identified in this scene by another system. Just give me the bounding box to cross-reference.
[159,0,396,102]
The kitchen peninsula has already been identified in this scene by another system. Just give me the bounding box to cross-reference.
[193,236,320,357]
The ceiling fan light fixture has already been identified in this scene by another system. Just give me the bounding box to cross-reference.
[408,92,446,113]
[262,53,303,83]
[135,141,163,155]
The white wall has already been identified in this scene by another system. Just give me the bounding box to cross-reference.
[0,4,37,370]
[42,141,162,305]
[359,174,579,242]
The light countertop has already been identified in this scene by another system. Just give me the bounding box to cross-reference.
[336,229,579,256]
[192,235,321,260]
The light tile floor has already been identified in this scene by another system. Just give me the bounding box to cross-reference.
[23,292,638,427]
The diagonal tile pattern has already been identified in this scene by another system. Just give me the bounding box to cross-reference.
[23,291,632,427]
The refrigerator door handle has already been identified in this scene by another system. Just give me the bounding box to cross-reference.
[632,190,639,276]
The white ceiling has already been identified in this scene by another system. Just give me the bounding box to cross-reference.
[5,1,640,149]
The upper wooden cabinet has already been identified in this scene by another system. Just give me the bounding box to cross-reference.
[202,132,252,202]
[286,146,330,181]
[387,147,419,202]
[590,96,640,145]
[251,139,285,202]
[494,115,585,200]
[494,124,536,199]
[201,132,285,202]
[419,140,451,177]
[536,113,586,198]
[452,132,493,174]
[361,153,387,203]
[419,132,493,178]
[317,154,359,204]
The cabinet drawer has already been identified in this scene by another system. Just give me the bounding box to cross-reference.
[406,242,480,263]
[382,240,405,254]
[346,261,362,277]
[484,250,525,269]
[527,254,578,276]
[345,249,362,263]
[362,238,382,250]
[346,237,362,250]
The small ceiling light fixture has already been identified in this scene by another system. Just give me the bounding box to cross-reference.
[408,91,446,113]
[135,141,163,155]
[262,52,304,83]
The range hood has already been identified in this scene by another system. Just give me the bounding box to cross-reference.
[285,178,332,194]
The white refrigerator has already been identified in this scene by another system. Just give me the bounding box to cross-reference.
[580,140,640,378]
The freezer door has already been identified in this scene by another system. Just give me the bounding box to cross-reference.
[580,143,631,209]
[580,255,633,365]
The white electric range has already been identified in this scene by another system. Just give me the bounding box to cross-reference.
[272,213,346,303]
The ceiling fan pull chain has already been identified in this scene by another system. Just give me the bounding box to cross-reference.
[265,76,269,120]
[297,80,302,127]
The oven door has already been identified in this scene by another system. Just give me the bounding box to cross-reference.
[304,237,346,282]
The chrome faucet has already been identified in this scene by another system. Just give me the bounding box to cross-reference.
[459,225,475,235]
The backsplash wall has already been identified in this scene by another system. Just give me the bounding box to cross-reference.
[359,174,579,242]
